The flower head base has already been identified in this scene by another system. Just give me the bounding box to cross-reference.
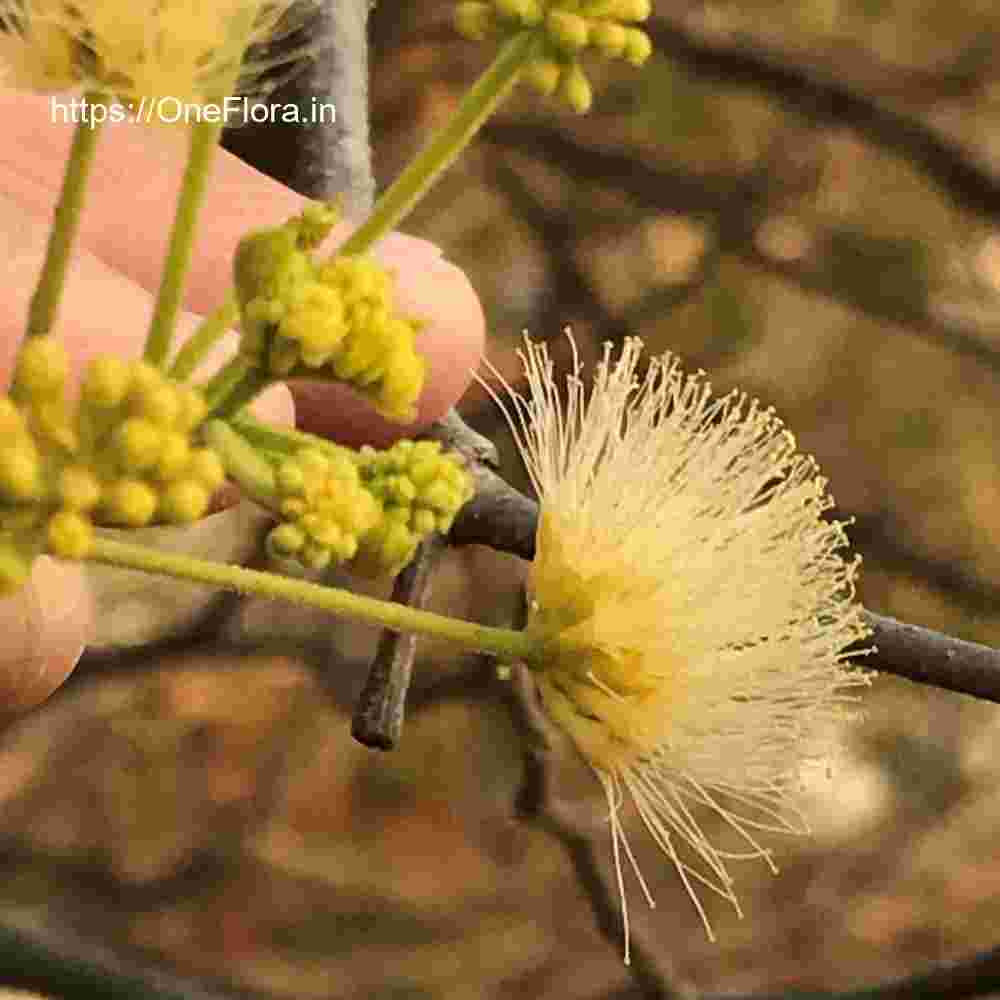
[0,338,222,591]
[489,334,869,955]
[234,211,426,423]
[0,0,306,109]
[454,0,652,113]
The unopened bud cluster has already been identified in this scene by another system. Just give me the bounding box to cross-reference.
[454,0,652,112]
[0,336,222,591]
[235,206,426,423]
[267,439,473,578]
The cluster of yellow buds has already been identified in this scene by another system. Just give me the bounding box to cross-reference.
[353,439,475,577]
[266,439,473,578]
[454,0,652,112]
[0,336,223,591]
[266,446,381,572]
[235,207,426,423]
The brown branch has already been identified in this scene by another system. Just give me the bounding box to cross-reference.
[351,535,444,749]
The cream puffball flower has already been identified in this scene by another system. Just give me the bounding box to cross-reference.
[0,0,304,107]
[490,334,870,958]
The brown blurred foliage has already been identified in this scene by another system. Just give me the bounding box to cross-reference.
[4,0,1000,996]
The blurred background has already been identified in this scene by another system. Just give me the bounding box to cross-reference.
[4,0,1000,996]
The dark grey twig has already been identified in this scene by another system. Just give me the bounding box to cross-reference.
[351,407,499,750]
[222,0,374,208]
[862,612,1000,704]
[0,918,271,1000]
[351,535,444,749]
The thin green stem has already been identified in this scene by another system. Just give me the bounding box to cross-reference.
[230,413,345,458]
[202,419,277,506]
[167,295,238,381]
[88,535,537,662]
[337,30,541,256]
[204,364,273,421]
[25,92,106,340]
[144,120,224,368]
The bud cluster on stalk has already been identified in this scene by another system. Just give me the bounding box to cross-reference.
[0,336,223,592]
[234,205,426,423]
[267,439,474,578]
[454,0,652,112]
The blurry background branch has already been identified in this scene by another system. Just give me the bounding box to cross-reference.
[645,9,1000,221]
[482,122,1000,373]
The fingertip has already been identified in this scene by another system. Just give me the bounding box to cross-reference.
[0,557,93,715]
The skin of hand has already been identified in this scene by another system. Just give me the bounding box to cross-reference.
[0,90,485,714]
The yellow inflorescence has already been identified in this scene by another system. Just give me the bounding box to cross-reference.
[267,439,474,579]
[0,337,221,590]
[235,206,427,423]
[453,0,652,112]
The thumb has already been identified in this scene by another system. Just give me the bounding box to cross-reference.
[0,556,92,715]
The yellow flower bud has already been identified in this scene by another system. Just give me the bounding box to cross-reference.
[187,449,226,493]
[590,21,627,57]
[59,465,102,511]
[294,201,341,250]
[47,510,93,560]
[546,10,590,51]
[622,27,652,66]
[126,361,164,404]
[135,383,180,427]
[558,63,593,113]
[15,335,68,399]
[612,0,652,22]
[0,441,41,502]
[175,387,208,433]
[155,432,192,481]
[82,356,130,408]
[104,478,158,527]
[494,0,542,25]
[113,418,163,471]
[159,480,210,523]
[267,522,306,557]
[454,1,495,40]
[300,542,331,572]
[412,508,437,535]
[523,59,563,97]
